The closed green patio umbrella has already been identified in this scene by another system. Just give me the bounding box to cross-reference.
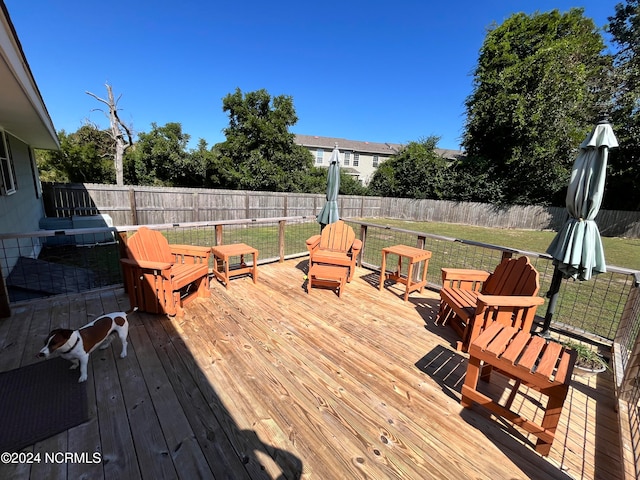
[542,118,619,333]
[317,146,341,228]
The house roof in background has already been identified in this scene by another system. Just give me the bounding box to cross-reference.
[295,134,402,156]
[0,1,58,150]
[294,134,464,160]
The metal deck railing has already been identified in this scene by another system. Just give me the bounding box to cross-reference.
[1,216,639,478]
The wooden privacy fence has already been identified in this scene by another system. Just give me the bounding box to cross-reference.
[42,183,640,238]
[42,183,382,225]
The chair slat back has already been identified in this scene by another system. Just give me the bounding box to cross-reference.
[481,256,539,297]
[125,227,174,263]
[319,220,355,252]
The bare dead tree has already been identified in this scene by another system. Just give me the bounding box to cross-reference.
[86,84,133,186]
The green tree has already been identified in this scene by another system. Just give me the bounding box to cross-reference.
[444,157,506,203]
[606,0,640,210]
[338,171,368,196]
[37,125,115,183]
[126,122,195,186]
[190,139,219,188]
[215,88,313,191]
[299,167,368,196]
[463,9,610,205]
[368,137,448,199]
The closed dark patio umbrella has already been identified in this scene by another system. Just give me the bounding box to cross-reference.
[317,145,341,229]
[541,118,619,334]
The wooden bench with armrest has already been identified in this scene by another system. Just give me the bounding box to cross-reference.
[436,256,543,352]
[461,322,577,456]
[120,227,211,316]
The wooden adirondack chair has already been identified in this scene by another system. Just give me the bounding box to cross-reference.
[306,220,362,282]
[120,227,211,316]
[436,256,543,351]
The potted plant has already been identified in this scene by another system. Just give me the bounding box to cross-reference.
[563,340,609,377]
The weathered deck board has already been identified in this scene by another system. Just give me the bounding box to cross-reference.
[0,259,624,480]
[208,262,565,479]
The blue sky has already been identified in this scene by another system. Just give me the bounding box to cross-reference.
[6,1,618,151]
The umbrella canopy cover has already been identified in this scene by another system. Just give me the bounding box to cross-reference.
[317,147,341,226]
[546,122,619,280]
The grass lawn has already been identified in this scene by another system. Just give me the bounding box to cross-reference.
[359,218,640,271]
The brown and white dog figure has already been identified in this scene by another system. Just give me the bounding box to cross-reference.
[39,307,136,382]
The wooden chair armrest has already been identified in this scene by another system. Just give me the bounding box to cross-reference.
[120,258,173,271]
[306,235,321,252]
[476,294,545,308]
[169,245,212,259]
[351,238,363,255]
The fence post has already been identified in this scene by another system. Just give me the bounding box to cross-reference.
[412,235,427,283]
[193,192,199,222]
[128,188,138,225]
[358,224,368,268]
[215,225,223,246]
[118,231,129,293]
[278,220,286,262]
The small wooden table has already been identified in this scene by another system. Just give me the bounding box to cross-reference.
[308,264,348,298]
[211,243,258,289]
[379,245,432,301]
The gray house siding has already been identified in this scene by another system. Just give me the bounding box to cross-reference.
[0,133,44,273]
[0,3,59,315]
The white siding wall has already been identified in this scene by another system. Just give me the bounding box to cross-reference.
[303,146,390,186]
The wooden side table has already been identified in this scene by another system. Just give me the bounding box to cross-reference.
[379,245,432,301]
[211,243,258,289]
[461,322,577,456]
[308,264,348,298]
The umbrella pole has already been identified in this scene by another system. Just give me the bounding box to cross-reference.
[540,267,564,337]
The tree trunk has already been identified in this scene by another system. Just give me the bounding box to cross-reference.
[86,84,133,186]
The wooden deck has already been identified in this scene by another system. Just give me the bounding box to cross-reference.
[0,259,623,479]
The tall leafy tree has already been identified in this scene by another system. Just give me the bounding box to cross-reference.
[463,9,610,205]
[444,157,506,204]
[126,122,194,186]
[606,0,640,210]
[368,137,448,199]
[215,88,313,192]
[191,139,220,188]
[36,125,115,183]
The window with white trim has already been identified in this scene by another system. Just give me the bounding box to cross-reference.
[353,152,359,167]
[0,131,17,195]
[344,152,350,166]
[316,149,323,164]
[373,155,379,167]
